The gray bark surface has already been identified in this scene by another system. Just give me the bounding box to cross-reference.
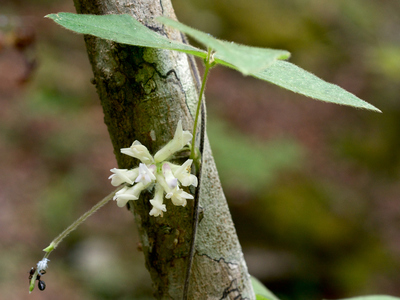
[73,0,254,298]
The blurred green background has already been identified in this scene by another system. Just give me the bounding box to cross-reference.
[1,0,400,299]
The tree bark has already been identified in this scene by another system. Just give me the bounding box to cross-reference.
[73,0,254,298]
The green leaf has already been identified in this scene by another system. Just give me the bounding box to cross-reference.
[330,296,400,300]
[45,13,206,58]
[251,276,280,300]
[157,16,290,75]
[252,60,381,112]
[45,13,289,75]
[46,13,380,112]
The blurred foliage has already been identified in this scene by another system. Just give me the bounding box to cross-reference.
[208,116,304,193]
[1,0,400,299]
[173,0,400,299]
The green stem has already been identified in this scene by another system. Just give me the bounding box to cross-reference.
[29,185,124,293]
[190,48,213,161]
[184,49,213,300]
[45,186,123,252]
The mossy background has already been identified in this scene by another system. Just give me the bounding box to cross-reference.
[1,0,400,299]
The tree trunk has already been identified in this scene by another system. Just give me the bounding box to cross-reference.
[73,0,254,298]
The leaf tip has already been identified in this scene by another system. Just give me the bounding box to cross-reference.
[362,102,382,113]
[44,13,60,21]
[279,52,291,61]
[373,107,382,113]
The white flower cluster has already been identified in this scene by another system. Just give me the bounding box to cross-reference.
[109,121,198,217]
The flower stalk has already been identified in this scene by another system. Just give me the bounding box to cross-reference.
[29,186,123,293]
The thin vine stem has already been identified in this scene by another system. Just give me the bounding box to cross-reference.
[29,185,124,293]
[189,48,213,161]
[45,185,123,252]
[183,48,213,300]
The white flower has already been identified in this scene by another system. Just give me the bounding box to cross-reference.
[162,163,178,189]
[37,258,50,274]
[109,120,197,216]
[149,184,166,217]
[149,200,167,217]
[121,140,154,164]
[154,120,192,162]
[172,159,198,187]
[135,163,156,184]
[155,172,172,195]
[109,168,139,186]
[113,186,138,207]
[113,182,149,207]
[166,186,194,207]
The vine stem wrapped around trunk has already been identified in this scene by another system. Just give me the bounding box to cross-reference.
[73,0,254,298]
